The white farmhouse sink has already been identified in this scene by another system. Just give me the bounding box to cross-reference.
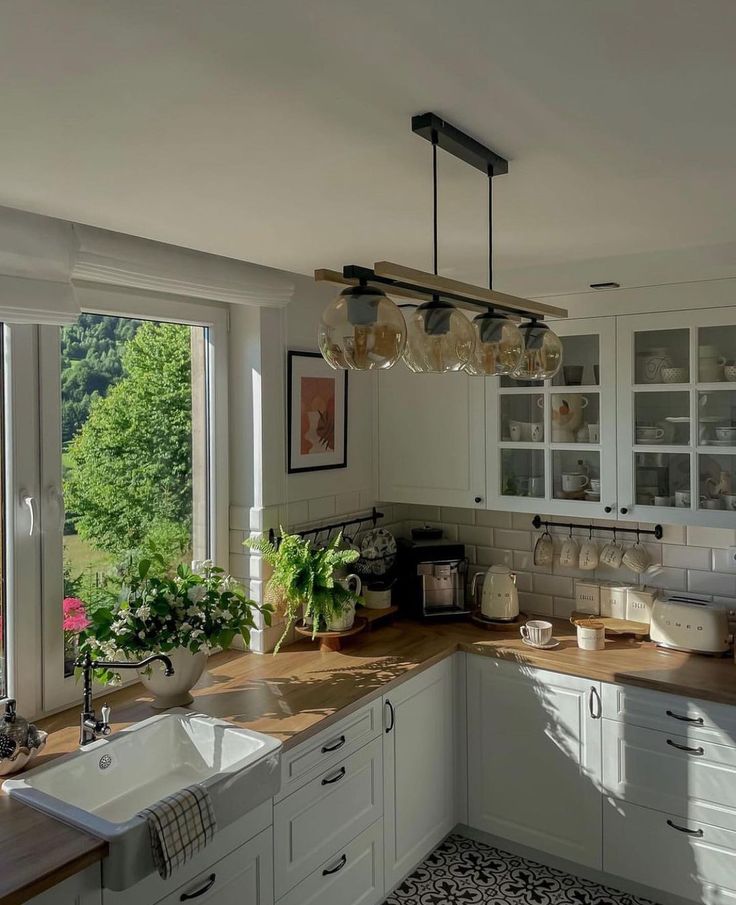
[4,710,282,890]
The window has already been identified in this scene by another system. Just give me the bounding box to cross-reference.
[4,290,228,715]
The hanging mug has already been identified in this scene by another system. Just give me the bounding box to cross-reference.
[578,537,599,571]
[559,534,580,568]
[533,531,554,567]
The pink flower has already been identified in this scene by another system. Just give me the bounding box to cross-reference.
[63,597,91,633]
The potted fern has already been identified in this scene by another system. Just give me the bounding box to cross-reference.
[247,530,360,651]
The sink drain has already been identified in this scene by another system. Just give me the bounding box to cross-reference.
[98,753,113,771]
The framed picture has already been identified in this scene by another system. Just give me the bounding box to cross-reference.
[287,350,348,473]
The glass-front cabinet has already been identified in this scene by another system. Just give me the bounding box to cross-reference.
[616,309,736,526]
[487,317,617,516]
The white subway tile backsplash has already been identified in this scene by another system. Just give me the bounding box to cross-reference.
[687,570,736,597]
[457,525,493,546]
[513,550,551,575]
[511,512,537,531]
[477,547,513,567]
[515,572,533,592]
[645,523,686,545]
[403,504,442,521]
[441,507,477,525]
[280,500,309,528]
[687,526,736,549]
[229,529,246,554]
[662,544,711,571]
[476,510,513,529]
[335,491,360,515]
[643,566,687,591]
[229,506,250,531]
[519,592,553,616]
[533,573,574,599]
[712,548,736,573]
[308,496,336,522]
[553,597,577,620]
[493,528,532,551]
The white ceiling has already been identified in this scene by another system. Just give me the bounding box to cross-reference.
[1,0,735,295]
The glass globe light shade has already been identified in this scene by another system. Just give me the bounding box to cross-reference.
[511,321,563,381]
[403,299,476,373]
[465,313,524,376]
[318,285,406,370]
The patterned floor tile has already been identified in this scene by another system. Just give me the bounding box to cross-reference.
[383,834,656,905]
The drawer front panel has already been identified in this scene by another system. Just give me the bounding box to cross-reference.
[278,699,382,800]
[602,682,736,747]
[276,819,384,905]
[603,719,736,831]
[274,736,383,897]
[604,799,736,903]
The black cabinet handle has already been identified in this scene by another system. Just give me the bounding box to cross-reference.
[322,854,347,876]
[385,700,395,733]
[321,766,346,785]
[588,686,601,719]
[667,819,703,838]
[180,873,216,900]
[321,735,346,754]
[666,709,704,725]
[667,739,704,755]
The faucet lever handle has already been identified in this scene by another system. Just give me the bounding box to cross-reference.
[101,704,111,726]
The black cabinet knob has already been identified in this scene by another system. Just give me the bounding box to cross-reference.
[474,496,482,504]
[620,507,629,514]
[604,506,613,514]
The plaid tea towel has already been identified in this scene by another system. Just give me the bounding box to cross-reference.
[141,784,217,879]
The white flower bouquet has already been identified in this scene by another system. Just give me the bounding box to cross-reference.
[78,557,272,684]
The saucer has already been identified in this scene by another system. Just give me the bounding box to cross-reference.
[522,638,560,650]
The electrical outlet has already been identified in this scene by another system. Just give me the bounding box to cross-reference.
[724,547,736,573]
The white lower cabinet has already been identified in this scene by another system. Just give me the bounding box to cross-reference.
[28,866,102,905]
[467,656,603,869]
[604,799,736,904]
[383,656,457,892]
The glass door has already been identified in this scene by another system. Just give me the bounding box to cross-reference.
[617,308,736,526]
[487,317,617,516]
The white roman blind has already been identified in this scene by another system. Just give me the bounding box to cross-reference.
[0,206,79,325]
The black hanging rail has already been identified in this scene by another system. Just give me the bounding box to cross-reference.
[268,507,384,548]
[532,515,663,541]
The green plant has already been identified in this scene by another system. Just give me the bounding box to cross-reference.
[246,530,359,651]
[78,557,272,684]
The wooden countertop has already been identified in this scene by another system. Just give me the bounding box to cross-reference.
[6,615,736,904]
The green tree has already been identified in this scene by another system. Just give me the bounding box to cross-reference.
[64,322,193,556]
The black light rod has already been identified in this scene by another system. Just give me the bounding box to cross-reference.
[412,113,508,176]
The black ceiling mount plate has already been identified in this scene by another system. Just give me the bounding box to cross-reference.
[411,112,509,176]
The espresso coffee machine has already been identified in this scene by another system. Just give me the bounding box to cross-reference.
[397,536,470,619]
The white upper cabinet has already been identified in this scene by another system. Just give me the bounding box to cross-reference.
[616,308,736,526]
[378,367,486,508]
[487,316,618,518]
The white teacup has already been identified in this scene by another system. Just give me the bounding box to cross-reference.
[562,472,588,493]
[520,620,553,647]
[559,536,581,568]
[600,540,624,569]
[636,426,665,443]
[578,539,599,571]
[622,543,650,574]
[675,490,691,508]
[530,423,544,442]
[589,478,601,494]
[654,495,673,507]
[509,422,522,441]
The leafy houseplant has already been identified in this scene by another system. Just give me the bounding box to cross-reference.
[78,557,272,707]
[247,530,359,651]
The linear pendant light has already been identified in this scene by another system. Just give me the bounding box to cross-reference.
[316,113,567,374]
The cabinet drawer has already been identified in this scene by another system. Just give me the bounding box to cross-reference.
[160,827,273,905]
[604,798,736,904]
[602,682,736,747]
[277,699,381,800]
[276,819,383,905]
[274,736,383,897]
[603,719,736,831]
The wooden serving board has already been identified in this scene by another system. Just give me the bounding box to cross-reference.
[571,611,649,639]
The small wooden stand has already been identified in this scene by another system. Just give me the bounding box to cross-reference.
[295,616,368,652]
[361,605,399,631]
[571,611,649,640]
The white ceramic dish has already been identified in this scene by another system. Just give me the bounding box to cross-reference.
[522,638,560,650]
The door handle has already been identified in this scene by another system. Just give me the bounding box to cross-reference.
[322,853,347,876]
[666,710,704,725]
[180,873,216,900]
[667,819,703,838]
[384,700,395,733]
[321,766,346,786]
[588,686,601,719]
[666,739,704,755]
[20,491,37,537]
[321,735,346,754]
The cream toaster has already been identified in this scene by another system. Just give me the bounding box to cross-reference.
[650,596,731,655]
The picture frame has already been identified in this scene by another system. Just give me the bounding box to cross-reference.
[287,350,348,473]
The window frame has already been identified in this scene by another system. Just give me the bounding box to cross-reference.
[9,287,228,716]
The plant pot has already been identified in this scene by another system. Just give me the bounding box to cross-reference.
[326,599,356,633]
[138,647,208,710]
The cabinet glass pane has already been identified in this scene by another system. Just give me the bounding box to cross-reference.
[634,452,689,507]
[698,326,736,383]
[500,449,544,498]
[634,391,688,445]
[698,453,736,511]
[500,394,544,442]
[698,390,736,447]
[551,334,599,387]
[552,451,600,502]
[550,392,599,443]
[634,329,689,384]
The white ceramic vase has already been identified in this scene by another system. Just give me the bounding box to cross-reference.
[138,646,208,710]
[326,599,357,633]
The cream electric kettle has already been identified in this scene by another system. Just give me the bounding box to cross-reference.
[471,565,519,622]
